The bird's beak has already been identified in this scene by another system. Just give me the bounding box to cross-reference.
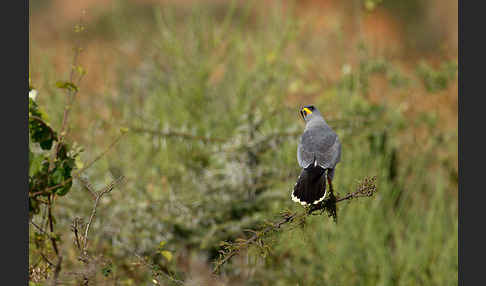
[300,107,312,120]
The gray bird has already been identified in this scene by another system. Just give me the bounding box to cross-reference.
[292,105,341,206]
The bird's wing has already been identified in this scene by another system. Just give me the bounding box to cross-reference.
[297,125,340,169]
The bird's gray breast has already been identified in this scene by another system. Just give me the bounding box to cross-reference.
[297,123,341,169]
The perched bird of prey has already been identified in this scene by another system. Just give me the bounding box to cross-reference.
[292,105,341,206]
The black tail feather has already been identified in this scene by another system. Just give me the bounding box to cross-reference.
[292,166,327,205]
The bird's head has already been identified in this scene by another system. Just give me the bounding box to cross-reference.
[299,105,320,122]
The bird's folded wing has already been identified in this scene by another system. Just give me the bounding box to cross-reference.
[297,128,341,169]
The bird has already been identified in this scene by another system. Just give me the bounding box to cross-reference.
[291,105,341,206]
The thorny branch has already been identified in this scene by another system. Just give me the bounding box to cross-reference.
[131,249,184,285]
[128,116,376,160]
[129,116,373,143]
[130,127,227,143]
[213,176,378,273]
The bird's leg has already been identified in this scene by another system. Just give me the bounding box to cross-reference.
[327,175,334,196]
[326,169,338,222]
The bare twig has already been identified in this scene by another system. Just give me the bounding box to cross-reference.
[30,220,55,240]
[62,176,125,285]
[40,253,55,268]
[71,218,83,251]
[82,176,126,253]
[77,176,97,200]
[75,132,126,176]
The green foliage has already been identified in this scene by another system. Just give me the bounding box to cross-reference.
[101,262,113,277]
[28,89,82,215]
[29,97,57,150]
[338,50,409,96]
[417,60,458,92]
[157,241,173,262]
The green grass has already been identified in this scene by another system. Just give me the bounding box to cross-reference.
[30,1,457,284]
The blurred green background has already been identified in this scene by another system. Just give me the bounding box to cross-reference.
[29,0,457,285]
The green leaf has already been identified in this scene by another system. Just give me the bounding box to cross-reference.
[51,168,65,185]
[29,153,46,177]
[55,180,72,196]
[101,263,113,277]
[52,233,62,242]
[29,198,40,215]
[64,157,75,171]
[29,110,57,150]
[56,81,78,93]
[75,65,87,76]
[159,241,167,248]
[56,143,68,160]
[75,156,84,169]
[49,161,74,196]
[39,138,54,150]
[160,250,173,262]
[29,98,40,116]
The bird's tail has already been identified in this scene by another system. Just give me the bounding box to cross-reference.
[292,166,327,206]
